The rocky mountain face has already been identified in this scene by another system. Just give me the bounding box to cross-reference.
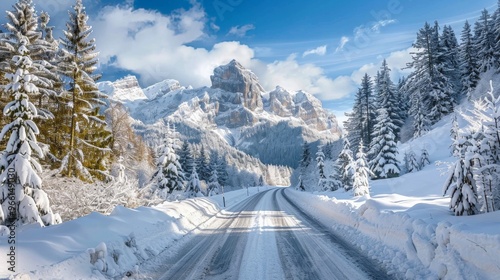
[98,75,147,102]
[211,59,264,111]
[100,60,342,186]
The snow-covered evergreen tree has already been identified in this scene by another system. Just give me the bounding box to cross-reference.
[185,165,202,198]
[369,108,401,179]
[466,82,500,212]
[299,141,311,169]
[406,21,454,127]
[420,147,431,168]
[443,135,479,216]
[57,0,111,181]
[374,60,404,141]
[207,167,220,196]
[352,141,372,197]
[473,9,496,73]
[450,114,460,157]
[316,147,326,191]
[150,137,185,197]
[0,36,60,226]
[336,138,355,191]
[178,141,194,177]
[459,21,480,99]
[345,74,376,152]
[197,145,210,182]
[411,95,430,138]
[440,25,461,102]
[217,154,229,187]
[405,150,421,173]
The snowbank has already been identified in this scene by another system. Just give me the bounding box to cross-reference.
[0,187,268,279]
[285,107,500,279]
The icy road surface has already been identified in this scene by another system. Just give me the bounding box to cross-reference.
[142,188,391,280]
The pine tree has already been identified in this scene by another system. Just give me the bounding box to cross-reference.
[467,82,500,212]
[345,74,376,152]
[420,147,431,168]
[352,141,372,197]
[207,167,221,196]
[369,108,401,179]
[374,60,404,141]
[440,25,461,102]
[473,9,496,73]
[217,154,229,187]
[459,21,480,99]
[411,95,430,138]
[178,141,194,177]
[300,141,311,169]
[316,147,326,191]
[0,35,60,226]
[443,134,479,216]
[406,22,454,127]
[450,114,460,157]
[151,137,185,197]
[336,138,355,191]
[197,145,210,182]
[57,0,111,181]
[405,150,420,173]
[185,165,202,198]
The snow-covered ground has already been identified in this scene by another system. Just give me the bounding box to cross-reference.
[0,187,271,279]
[286,110,500,280]
[1,107,499,279]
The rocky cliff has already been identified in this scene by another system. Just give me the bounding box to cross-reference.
[210,59,264,111]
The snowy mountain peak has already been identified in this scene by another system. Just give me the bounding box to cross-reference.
[98,75,147,102]
[144,79,184,100]
[210,59,264,111]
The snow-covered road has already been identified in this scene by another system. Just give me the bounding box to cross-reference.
[142,188,390,279]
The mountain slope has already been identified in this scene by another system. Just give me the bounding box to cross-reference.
[100,60,342,185]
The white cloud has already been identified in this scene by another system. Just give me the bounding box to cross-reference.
[335,36,350,53]
[336,19,397,53]
[91,5,346,103]
[227,24,255,37]
[303,45,327,57]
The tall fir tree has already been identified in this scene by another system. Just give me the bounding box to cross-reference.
[473,9,496,73]
[459,21,480,99]
[185,165,202,198]
[369,108,401,179]
[443,133,479,216]
[352,141,372,197]
[178,141,194,178]
[0,0,61,151]
[374,60,404,142]
[440,25,461,102]
[336,138,355,191]
[406,21,454,128]
[345,74,376,153]
[57,0,111,181]
[316,147,326,191]
[151,137,185,197]
[197,145,210,182]
[0,35,60,226]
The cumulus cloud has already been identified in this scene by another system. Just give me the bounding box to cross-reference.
[90,4,346,102]
[303,45,327,57]
[227,24,255,37]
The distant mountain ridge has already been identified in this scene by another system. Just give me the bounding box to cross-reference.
[99,60,342,185]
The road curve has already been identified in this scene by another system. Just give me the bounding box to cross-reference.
[147,188,392,280]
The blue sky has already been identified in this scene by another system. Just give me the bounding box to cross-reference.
[0,0,497,121]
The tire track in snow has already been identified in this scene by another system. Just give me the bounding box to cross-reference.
[278,188,393,280]
[157,190,269,280]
